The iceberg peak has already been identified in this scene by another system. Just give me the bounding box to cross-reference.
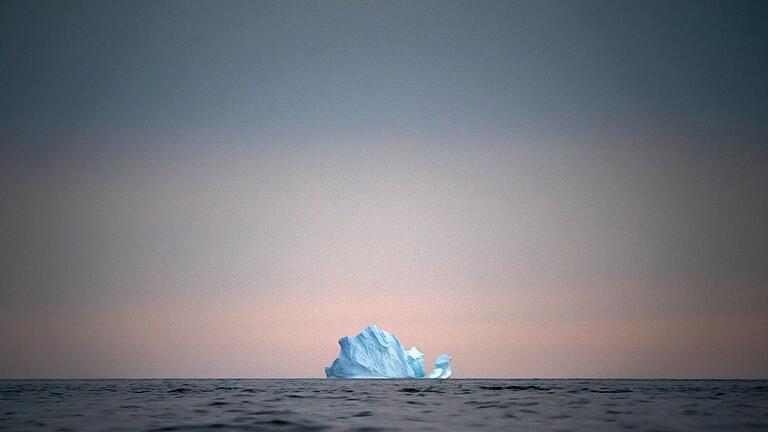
[405,346,425,378]
[325,325,451,379]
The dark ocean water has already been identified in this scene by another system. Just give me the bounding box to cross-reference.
[1,379,766,431]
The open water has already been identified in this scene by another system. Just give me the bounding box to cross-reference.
[1,379,766,431]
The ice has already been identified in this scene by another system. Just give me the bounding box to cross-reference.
[325,325,450,379]
[405,346,425,378]
[325,325,416,379]
[427,354,452,379]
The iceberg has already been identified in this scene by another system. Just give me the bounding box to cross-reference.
[325,325,451,379]
[405,346,425,378]
[427,354,452,379]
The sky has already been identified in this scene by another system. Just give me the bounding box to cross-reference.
[1,0,767,378]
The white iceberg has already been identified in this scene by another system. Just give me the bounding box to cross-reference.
[325,325,451,379]
[428,353,452,379]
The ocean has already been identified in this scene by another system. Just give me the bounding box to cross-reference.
[1,379,766,431]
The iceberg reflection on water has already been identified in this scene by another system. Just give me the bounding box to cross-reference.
[325,325,452,379]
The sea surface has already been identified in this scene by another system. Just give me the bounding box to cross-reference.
[1,379,766,431]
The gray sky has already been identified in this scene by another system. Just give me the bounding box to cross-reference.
[1,0,767,378]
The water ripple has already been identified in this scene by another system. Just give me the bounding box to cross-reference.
[0,379,765,431]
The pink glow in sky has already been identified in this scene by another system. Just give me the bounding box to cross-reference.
[2,1,767,379]
[2,140,766,378]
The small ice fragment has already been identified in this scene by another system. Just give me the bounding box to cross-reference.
[429,354,452,379]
